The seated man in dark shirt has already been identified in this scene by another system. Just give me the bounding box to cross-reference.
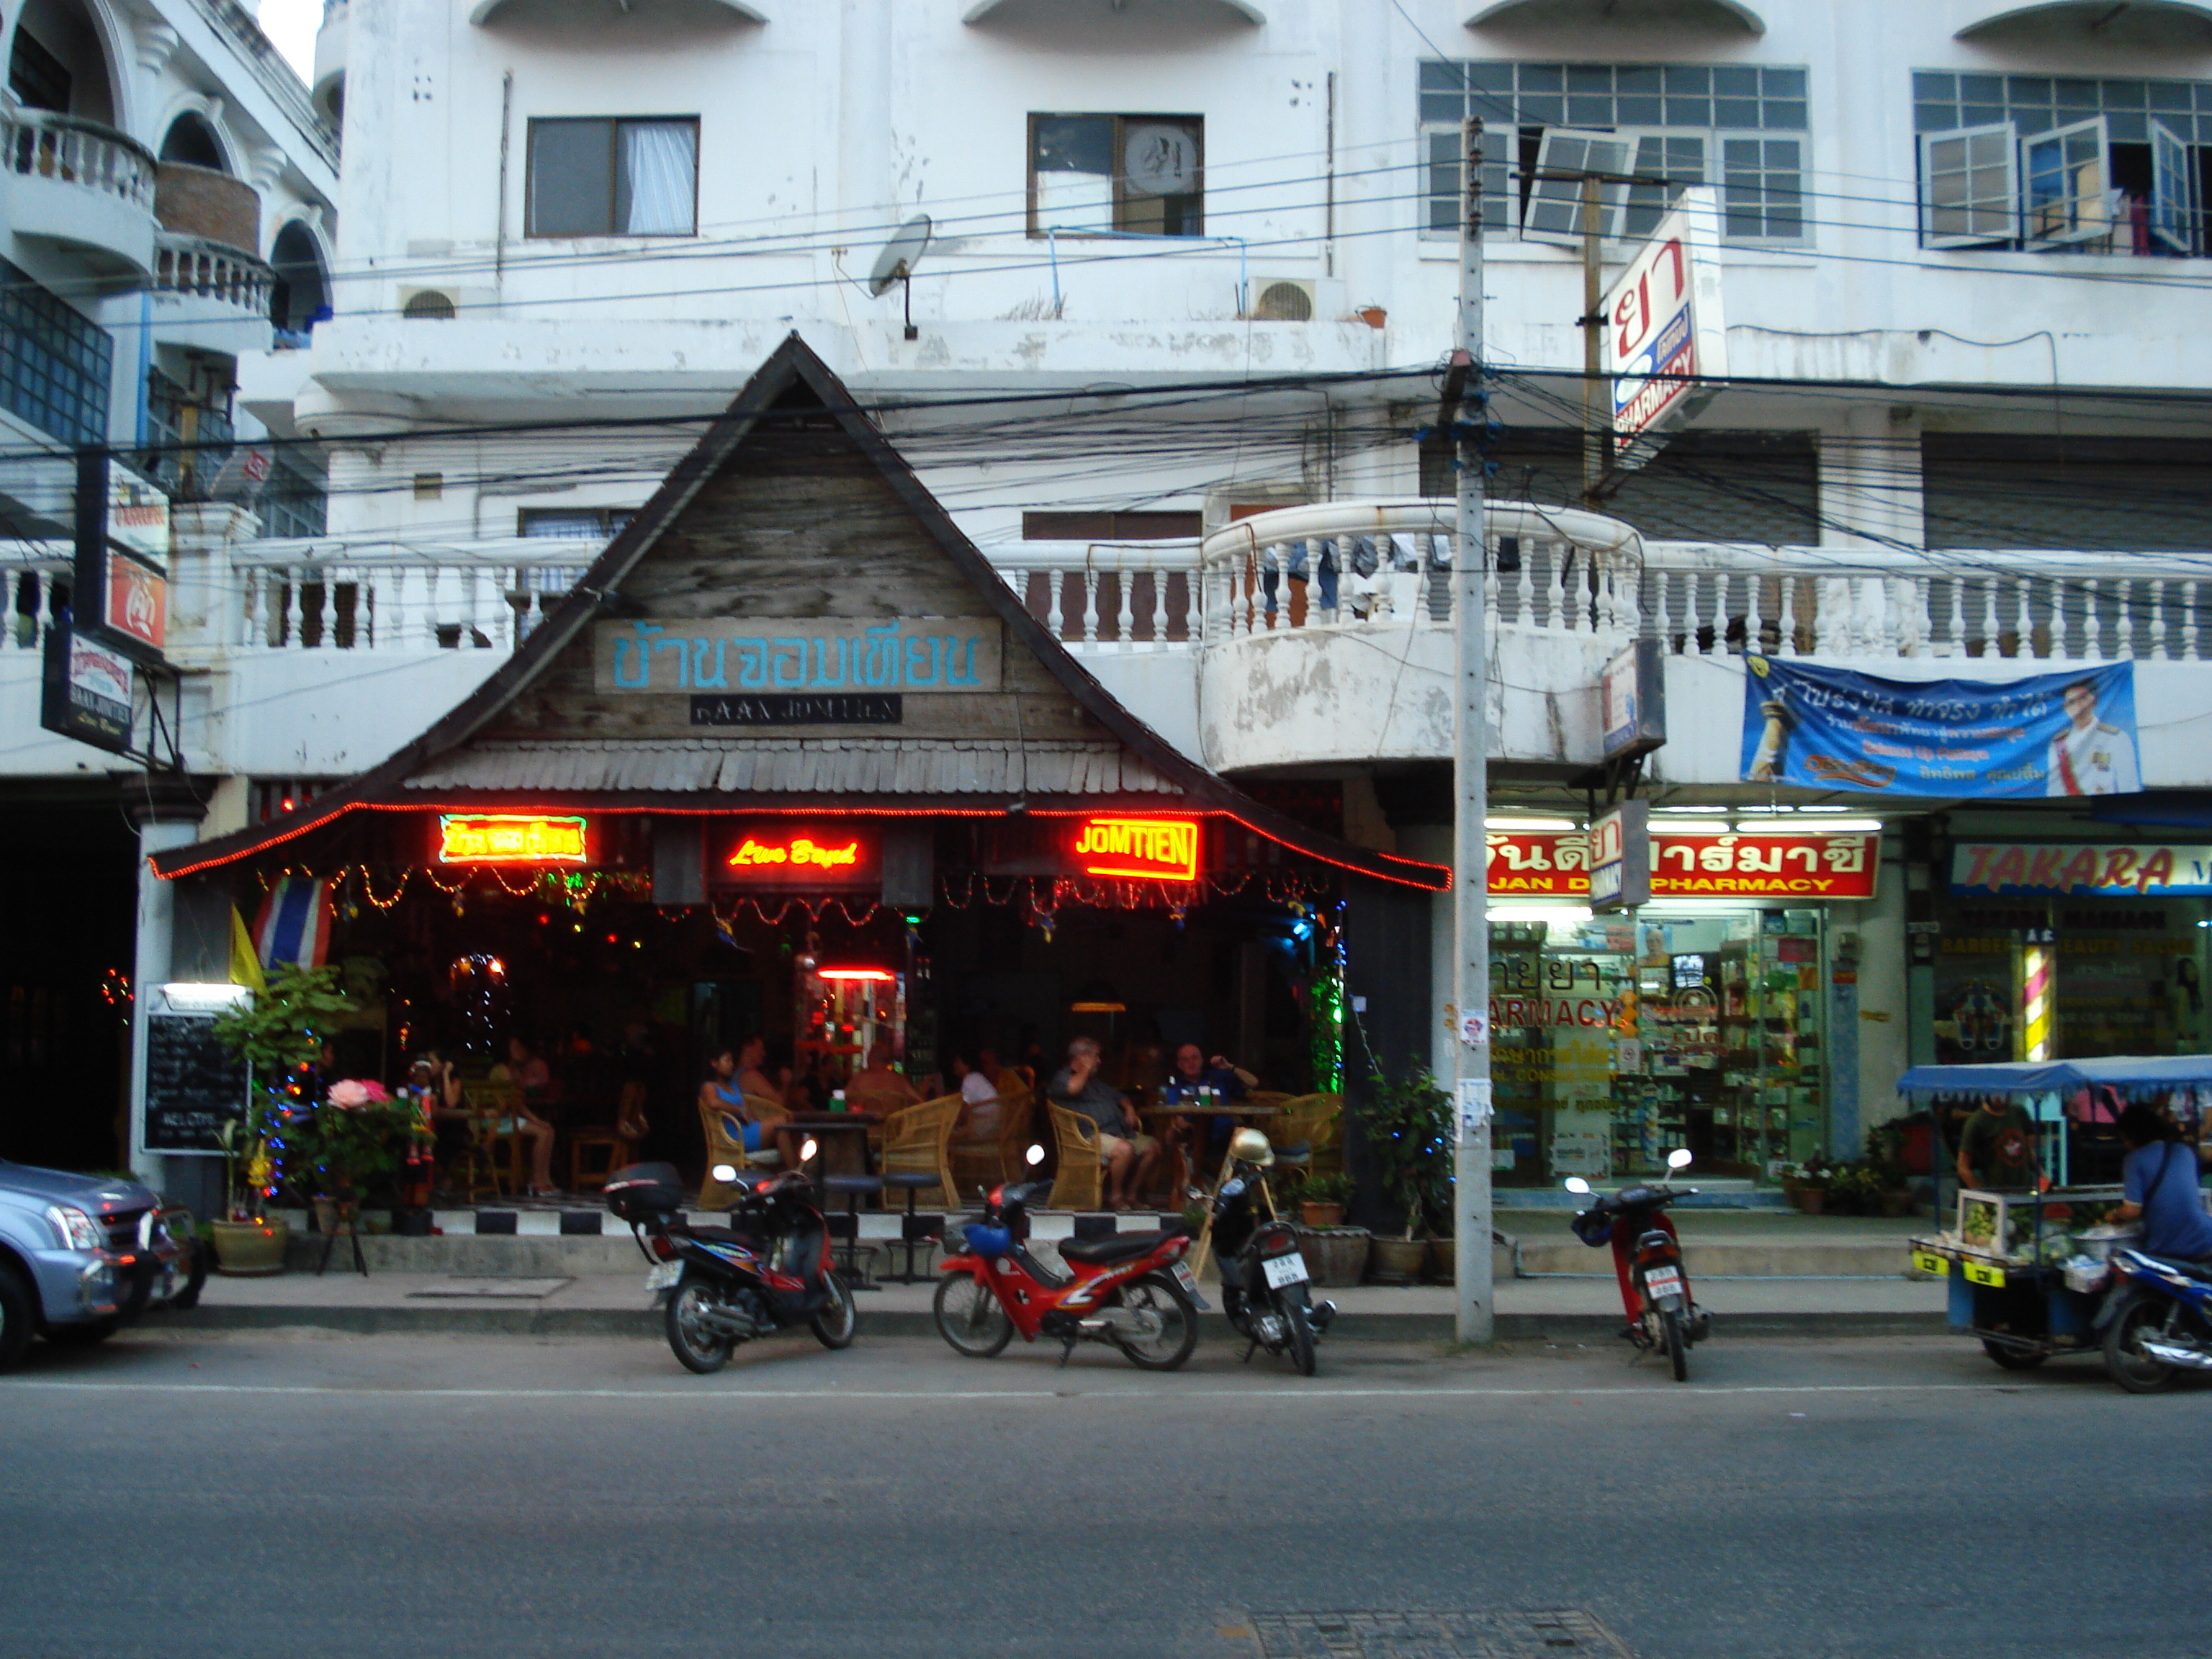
[1047,1036,1159,1210]
[1159,1041,1259,1162]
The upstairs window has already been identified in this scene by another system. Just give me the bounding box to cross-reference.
[526,117,698,238]
[519,506,634,538]
[1420,60,1809,248]
[1914,72,2211,254]
[0,258,111,447]
[1029,114,1203,236]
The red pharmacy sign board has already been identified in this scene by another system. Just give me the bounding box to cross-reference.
[1488,831,1876,900]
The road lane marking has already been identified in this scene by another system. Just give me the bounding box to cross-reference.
[4,1380,2008,1401]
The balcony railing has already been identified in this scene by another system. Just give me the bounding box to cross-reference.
[0,109,156,210]
[154,233,275,317]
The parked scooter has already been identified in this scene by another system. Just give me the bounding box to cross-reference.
[2098,1244,2212,1393]
[1209,1128,1336,1375]
[933,1148,1205,1370]
[604,1156,856,1374]
[1564,1148,1710,1382]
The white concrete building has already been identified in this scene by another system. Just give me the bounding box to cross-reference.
[9,0,2212,1195]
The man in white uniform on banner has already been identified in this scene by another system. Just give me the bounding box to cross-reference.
[2046,678,2140,796]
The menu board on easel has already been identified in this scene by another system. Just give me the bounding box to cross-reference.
[143,1015,248,1154]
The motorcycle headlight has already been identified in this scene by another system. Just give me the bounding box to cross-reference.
[45,1205,105,1251]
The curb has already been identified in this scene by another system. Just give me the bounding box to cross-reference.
[142,1305,1952,1342]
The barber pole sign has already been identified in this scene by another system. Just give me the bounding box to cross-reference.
[1604,186,1728,470]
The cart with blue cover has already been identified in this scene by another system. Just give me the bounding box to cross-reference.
[1897,1056,2212,1370]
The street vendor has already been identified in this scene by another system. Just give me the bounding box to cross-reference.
[1956,1094,2041,1192]
[2111,1103,2212,1263]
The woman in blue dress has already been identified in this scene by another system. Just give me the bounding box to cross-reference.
[698,1047,766,1155]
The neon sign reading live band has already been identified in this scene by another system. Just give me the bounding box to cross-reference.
[1074,817,1201,882]
[727,836,863,872]
[437,814,590,865]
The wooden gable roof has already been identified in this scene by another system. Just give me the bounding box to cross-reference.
[154,335,1447,891]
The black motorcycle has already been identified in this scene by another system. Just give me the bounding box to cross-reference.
[1210,1128,1336,1375]
[1565,1148,1709,1382]
[605,1159,856,1373]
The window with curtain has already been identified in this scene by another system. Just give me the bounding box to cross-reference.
[527,117,698,238]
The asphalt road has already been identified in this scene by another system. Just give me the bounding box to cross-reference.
[2,1325,2206,1659]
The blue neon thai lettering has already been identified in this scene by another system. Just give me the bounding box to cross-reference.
[611,621,662,688]
[593,619,999,694]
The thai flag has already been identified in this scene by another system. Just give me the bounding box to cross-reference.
[253,877,334,970]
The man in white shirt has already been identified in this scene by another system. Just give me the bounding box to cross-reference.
[2046,679,2140,796]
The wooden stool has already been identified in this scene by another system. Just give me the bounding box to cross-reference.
[569,1131,634,1194]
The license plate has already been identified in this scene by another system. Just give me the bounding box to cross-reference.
[1644,1267,1683,1300]
[1170,1262,1202,1297]
[644,1261,681,1292]
[1911,1249,1950,1278]
[1963,1259,2007,1289]
[1262,1251,1310,1289]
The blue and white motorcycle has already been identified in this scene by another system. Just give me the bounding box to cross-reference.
[2099,1246,2212,1393]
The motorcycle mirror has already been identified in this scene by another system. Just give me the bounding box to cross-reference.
[1563,1177,1593,1195]
[799,1136,819,1164]
[1025,1143,1046,1166]
[710,1163,738,1183]
[1667,1148,1694,1170]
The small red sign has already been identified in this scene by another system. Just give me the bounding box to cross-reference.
[106,557,166,650]
[715,824,879,889]
[1072,816,1201,882]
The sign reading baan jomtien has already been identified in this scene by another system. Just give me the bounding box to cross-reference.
[594,618,1002,694]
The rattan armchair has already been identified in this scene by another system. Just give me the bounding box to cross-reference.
[696,1094,787,1210]
[1045,1102,1104,1211]
[1269,1092,1344,1179]
[949,1086,1033,1198]
[879,1094,962,1210]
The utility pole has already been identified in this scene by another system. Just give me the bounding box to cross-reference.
[1451,117,1494,1344]
[1581,172,1604,511]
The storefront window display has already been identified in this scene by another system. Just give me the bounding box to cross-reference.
[1488,905,1830,1187]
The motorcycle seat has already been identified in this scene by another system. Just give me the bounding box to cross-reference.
[2144,1252,2212,1281]
[1058,1226,1188,1266]
[683,1225,765,1249]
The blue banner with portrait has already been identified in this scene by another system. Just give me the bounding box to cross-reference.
[1740,659,2139,798]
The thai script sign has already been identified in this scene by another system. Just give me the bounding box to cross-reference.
[1073,816,1201,882]
[108,464,170,570]
[1604,186,1727,464]
[1589,801,1650,912]
[1951,842,2212,898]
[40,626,133,754]
[713,824,880,890]
[595,618,1001,695]
[438,814,590,865]
[105,555,166,650]
[1489,830,1877,899]
[1742,657,2139,798]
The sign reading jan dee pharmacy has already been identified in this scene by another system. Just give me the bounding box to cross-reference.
[1741,658,2140,799]
[595,618,1001,696]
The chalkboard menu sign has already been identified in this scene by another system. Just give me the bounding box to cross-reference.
[144,1014,248,1154]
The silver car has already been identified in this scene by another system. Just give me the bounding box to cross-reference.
[0,1161,200,1371]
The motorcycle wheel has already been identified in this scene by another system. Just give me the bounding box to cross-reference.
[1660,1308,1689,1382]
[665,1278,735,1375]
[932,1272,1012,1358]
[1112,1272,1199,1372]
[2103,1293,2183,1394]
[1979,1338,2048,1371]
[811,1271,857,1350]
[1282,1294,1317,1377]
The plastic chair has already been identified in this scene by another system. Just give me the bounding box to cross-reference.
[1045,1102,1104,1212]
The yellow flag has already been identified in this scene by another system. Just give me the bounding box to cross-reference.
[229,907,266,997]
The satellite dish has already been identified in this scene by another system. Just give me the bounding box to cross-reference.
[867,214,932,338]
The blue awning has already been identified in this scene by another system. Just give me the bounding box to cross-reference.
[1897,1055,2212,1095]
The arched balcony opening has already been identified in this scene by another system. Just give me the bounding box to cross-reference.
[270,220,332,346]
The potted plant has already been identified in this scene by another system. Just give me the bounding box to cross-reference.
[1355,1066,1452,1282]
[1298,1172,1352,1229]
[1781,1157,1833,1215]
[209,1115,287,1275]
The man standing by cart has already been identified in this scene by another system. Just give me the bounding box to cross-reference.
[1956,1094,2040,1192]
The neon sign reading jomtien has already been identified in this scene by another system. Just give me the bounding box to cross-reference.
[727,835,863,871]
[438,814,590,865]
[1074,817,1201,882]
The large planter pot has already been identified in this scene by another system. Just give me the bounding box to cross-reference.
[1300,1201,1346,1230]
[210,1218,289,1276]
[1426,1238,1455,1282]
[1293,1226,1371,1287]
[1368,1236,1428,1282]
[1794,1185,1827,1215]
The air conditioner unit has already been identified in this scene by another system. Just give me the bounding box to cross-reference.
[1246,277,1315,321]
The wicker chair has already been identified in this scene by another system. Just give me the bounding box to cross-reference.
[877,1094,960,1206]
[1045,1102,1105,1212]
[696,1096,786,1210]
[1269,1092,1344,1180]
[949,1086,1033,1198]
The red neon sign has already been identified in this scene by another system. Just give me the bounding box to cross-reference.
[438,814,589,865]
[817,967,895,982]
[1073,816,1201,882]
[714,824,879,890]
[727,835,862,871]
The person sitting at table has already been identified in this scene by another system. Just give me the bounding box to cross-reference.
[846,1040,922,1114]
[1048,1035,1160,1210]
[951,1050,1003,1141]
[729,1035,778,1105]
[484,1037,559,1197]
[1161,1042,1258,1160]
[701,1046,770,1156]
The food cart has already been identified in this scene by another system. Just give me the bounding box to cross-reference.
[1896,1055,2212,1370]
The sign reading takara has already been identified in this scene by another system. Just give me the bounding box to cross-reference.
[1951,842,2212,897]
[595,618,1001,696]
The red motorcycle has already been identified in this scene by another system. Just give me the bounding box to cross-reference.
[932,1163,1204,1370]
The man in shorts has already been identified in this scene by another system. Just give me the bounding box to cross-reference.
[1048,1036,1159,1210]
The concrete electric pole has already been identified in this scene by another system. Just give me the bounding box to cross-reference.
[1452,117,1494,1344]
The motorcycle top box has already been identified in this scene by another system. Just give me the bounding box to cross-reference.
[604,1162,685,1222]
